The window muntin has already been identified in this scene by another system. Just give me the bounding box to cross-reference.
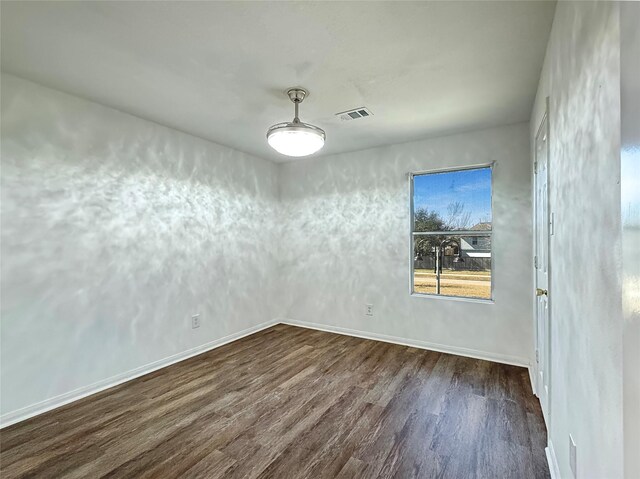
[411,166,492,300]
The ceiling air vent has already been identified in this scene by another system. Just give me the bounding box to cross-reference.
[336,107,373,121]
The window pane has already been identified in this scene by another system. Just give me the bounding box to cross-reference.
[413,167,492,232]
[413,234,492,300]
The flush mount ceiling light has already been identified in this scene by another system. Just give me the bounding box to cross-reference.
[266,88,325,157]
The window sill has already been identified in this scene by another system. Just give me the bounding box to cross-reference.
[410,293,494,304]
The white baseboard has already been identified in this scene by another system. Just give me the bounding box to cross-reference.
[280,318,530,368]
[0,319,278,429]
[529,365,538,396]
[546,440,561,479]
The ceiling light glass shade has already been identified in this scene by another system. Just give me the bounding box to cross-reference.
[267,122,325,157]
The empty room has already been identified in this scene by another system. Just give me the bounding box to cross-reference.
[1,1,638,478]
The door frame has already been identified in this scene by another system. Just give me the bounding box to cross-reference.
[533,97,552,426]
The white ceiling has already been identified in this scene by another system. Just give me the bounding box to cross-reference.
[1,1,555,162]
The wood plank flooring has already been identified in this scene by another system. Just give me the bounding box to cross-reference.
[0,324,550,478]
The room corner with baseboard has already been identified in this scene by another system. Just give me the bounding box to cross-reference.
[1,1,637,478]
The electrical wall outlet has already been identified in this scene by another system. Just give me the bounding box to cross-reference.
[365,304,373,316]
[569,434,577,478]
[191,314,201,329]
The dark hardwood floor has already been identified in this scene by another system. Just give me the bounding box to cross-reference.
[0,324,550,478]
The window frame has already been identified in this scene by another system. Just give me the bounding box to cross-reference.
[409,163,495,303]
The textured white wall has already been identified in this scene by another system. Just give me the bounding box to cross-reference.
[0,74,279,417]
[530,2,623,478]
[278,123,533,365]
[620,3,640,479]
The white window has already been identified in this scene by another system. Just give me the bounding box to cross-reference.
[411,166,493,300]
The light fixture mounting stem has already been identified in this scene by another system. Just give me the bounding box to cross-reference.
[287,88,307,124]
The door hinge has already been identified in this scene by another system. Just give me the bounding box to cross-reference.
[534,255,538,268]
[534,161,538,173]
[536,349,539,363]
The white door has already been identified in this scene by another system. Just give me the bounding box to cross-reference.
[534,110,551,423]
